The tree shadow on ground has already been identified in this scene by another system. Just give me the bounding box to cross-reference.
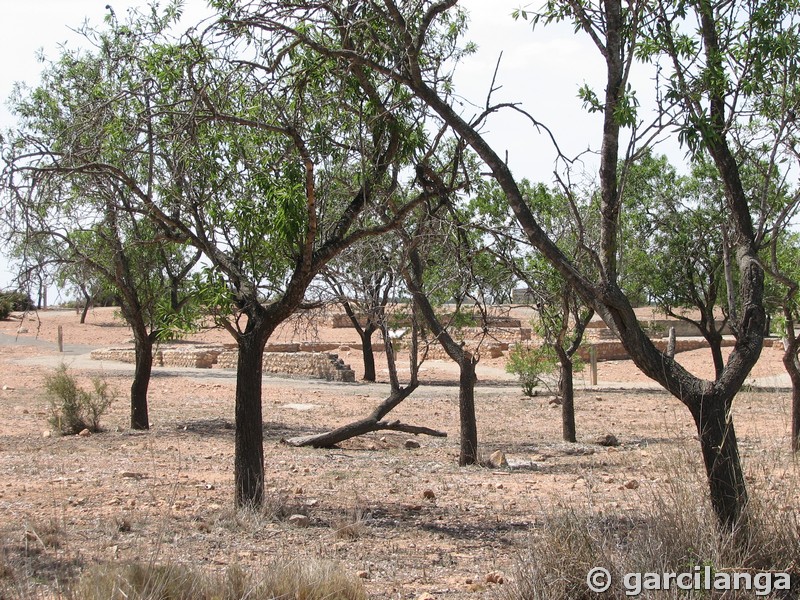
[166,417,322,442]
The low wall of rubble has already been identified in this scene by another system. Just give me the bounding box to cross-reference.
[216,350,355,382]
[90,346,224,369]
[90,345,355,382]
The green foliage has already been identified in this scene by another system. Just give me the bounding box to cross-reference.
[46,365,116,435]
[505,344,557,397]
[0,290,34,315]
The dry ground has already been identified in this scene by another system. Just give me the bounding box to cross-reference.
[0,308,797,598]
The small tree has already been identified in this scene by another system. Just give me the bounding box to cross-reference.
[505,343,556,397]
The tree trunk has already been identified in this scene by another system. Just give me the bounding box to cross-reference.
[130,335,152,430]
[79,287,92,324]
[782,340,800,452]
[691,395,748,530]
[707,329,725,380]
[458,356,479,466]
[234,332,266,508]
[558,352,576,443]
[360,325,377,382]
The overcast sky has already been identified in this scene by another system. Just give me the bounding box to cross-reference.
[0,1,650,294]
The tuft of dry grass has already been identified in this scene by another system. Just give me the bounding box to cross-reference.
[506,447,800,600]
[72,557,366,600]
[330,505,369,540]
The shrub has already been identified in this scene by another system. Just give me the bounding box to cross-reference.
[506,453,800,600]
[0,290,34,312]
[505,344,556,396]
[46,365,115,435]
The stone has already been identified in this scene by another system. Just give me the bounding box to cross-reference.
[288,514,310,527]
[42,430,52,438]
[488,450,508,468]
[624,479,640,490]
[596,434,619,447]
[404,439,421,449]
[416,593,436,600]
[78,428,91,437]
[357,570,369,579]
[16,328,28,334]
[2,385,14,391]
[422,489,436,500]
[485,571,505,584]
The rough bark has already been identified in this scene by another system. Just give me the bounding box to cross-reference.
[457,355,479,466]
[360,325,377,382]
[234,329,267,508]
[556,347,576,443]
[690,393,748,530]
[130,333,153,430]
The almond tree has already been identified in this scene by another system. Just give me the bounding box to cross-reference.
[219,0,800,529]
[3,3,429,507]
[2,10,201,430]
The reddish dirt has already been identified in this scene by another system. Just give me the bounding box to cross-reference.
[0,308,796,598]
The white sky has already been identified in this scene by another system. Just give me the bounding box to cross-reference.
[0,0,664,293]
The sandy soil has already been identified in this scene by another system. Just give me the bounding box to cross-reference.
[0,308,796,598]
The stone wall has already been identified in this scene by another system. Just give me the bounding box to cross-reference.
[91,345,355,382]
[90,346,224,368]
[328,312,521,330]
[216,350,355,382]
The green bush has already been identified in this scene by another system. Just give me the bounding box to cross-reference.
[46,365,116,435]
[0,290,35,320]
[505,344,556,396]
[0,298,10,321]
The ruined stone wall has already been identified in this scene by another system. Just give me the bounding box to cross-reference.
[216,350,355,382]
[91,345,355,382]
[90,345,224,368]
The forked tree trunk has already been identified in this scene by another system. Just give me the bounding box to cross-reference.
[234,331,266,508]
[130,334,153,430]
[691,393,748,530]
[458,356,478,466]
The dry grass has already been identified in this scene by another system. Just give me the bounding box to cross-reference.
[506,446,800,599]
[71,557,365,600]
[0,554,365,600]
